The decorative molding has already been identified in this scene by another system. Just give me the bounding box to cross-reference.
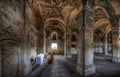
[0,30,20,42]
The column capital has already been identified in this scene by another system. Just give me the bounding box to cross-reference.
[85,0,95,10]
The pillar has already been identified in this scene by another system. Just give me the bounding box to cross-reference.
[103,35,108,55]
[77,20,95,76]
[43,30,47,53]
[64,33,67,57]
[112,16,120,63]
[98,42,103,54]
[66,28,72,58]
[112,29,120,63]
[77,0,95,76]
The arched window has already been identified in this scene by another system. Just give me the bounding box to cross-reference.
[51,32,57,40]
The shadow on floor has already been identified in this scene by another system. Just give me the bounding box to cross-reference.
[27,55,81,77]
[94,54,120,77]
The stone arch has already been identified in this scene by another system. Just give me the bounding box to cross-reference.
[94,6,109,18]
[51,31,57,40]
[106,27,111,35]
[44,19,66,34]
[44,18,66,38]
[94,1,116,39]
[45,18,66,28]
[94,1,119,64]
[95,1,117,28]
[96,1,116,18]
[94,18,111,31]
[43,19,66,54]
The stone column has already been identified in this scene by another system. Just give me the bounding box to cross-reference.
[77,10,95,77]
[94,43,96,53]
[43,30,47,53]
[111,16,120,63]
[66,28,71,58]
[64,33,67,57]
[112,29,120,63]
[98,42,101,53]
[103,35,108,55]
[77,0,95,76]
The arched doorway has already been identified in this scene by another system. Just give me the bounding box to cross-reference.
[51,32,58,52]
[93,1,120,76]
[44,20,66,55]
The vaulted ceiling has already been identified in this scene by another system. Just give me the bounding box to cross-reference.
[27,0,120,40]
[29,0,83,29]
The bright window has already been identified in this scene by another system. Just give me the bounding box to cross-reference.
[51,43,57,50]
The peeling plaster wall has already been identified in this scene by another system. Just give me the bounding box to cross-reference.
[23,2,39,76]
[0,0,40,77]
[0,0,25,77]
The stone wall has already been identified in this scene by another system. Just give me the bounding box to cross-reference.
[0,0,25,77]
[23,2,39,76]
[0,0,40,77]
[36,16,44,54]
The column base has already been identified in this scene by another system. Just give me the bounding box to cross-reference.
[77,63,96,77]
[85,64,96,77]
[112,57,120,63]
[77,62,83,75]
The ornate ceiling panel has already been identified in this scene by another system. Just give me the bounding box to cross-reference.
[32,0,82,27]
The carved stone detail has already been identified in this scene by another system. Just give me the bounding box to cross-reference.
[0,30,20,42]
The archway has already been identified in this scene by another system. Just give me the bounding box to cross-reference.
[70,32,78,63]
[71,32,77,54]
[93,1,120,76]
[93,18,112,55]
[44,19,66,55]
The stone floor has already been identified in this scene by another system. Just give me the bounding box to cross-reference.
[28,55,81,77]
[94,54,120,77]
[28,55,120,77]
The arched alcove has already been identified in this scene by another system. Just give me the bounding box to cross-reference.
[44,19,66,55]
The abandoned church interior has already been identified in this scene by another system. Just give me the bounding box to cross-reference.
[0,0,120,77]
